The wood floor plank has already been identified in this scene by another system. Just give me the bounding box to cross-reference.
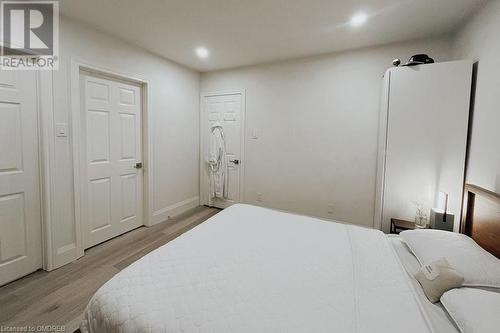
[113,208,219,270]
[0,206,220,331]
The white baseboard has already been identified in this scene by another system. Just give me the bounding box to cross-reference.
[151,196,200,225]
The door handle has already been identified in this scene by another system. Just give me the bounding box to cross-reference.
[134,162,143,169]
[229,159,239,165]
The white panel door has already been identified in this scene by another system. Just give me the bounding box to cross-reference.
[81,73,143,248]
[202,93,243,209]
[0,71,42,286]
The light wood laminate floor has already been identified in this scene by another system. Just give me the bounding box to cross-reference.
[0,206,220,332]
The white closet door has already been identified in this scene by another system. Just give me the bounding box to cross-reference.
[0,71,42,286]
[82,74,143,248]
[381,61,472,232]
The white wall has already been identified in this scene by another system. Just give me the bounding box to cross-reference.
[452,0,500,194]
[201,37,453,227]
[49,17,200,268]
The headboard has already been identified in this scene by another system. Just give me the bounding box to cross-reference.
[461,184,500,258]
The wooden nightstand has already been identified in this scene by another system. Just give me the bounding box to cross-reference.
[390,218,417,234]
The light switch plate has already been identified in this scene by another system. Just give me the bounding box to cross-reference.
[55,123,68,137]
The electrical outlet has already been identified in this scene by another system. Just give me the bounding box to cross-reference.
[327,203,335,215]
[256,192,263,202]
[55,123,68,137]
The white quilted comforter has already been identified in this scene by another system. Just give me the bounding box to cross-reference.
[81,204,433,333]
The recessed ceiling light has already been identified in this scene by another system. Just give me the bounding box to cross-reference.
[195,47,209,59]
[350,12,368,27]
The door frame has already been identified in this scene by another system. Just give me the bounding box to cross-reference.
[70,59,152,258]
[39,70,56,270]
[199,90,246,207]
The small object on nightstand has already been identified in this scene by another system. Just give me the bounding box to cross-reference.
[430,209,454,231]
[414,202,429,228]
[430,192,454,231]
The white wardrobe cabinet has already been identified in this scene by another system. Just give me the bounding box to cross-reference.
[374,61,472,233]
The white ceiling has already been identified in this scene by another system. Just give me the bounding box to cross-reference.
[60,0,487,72]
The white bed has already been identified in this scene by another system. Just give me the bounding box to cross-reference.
[81,204,456,333]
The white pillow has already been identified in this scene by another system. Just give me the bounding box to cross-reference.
[400,229,500,288]
[441,288,500,333]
